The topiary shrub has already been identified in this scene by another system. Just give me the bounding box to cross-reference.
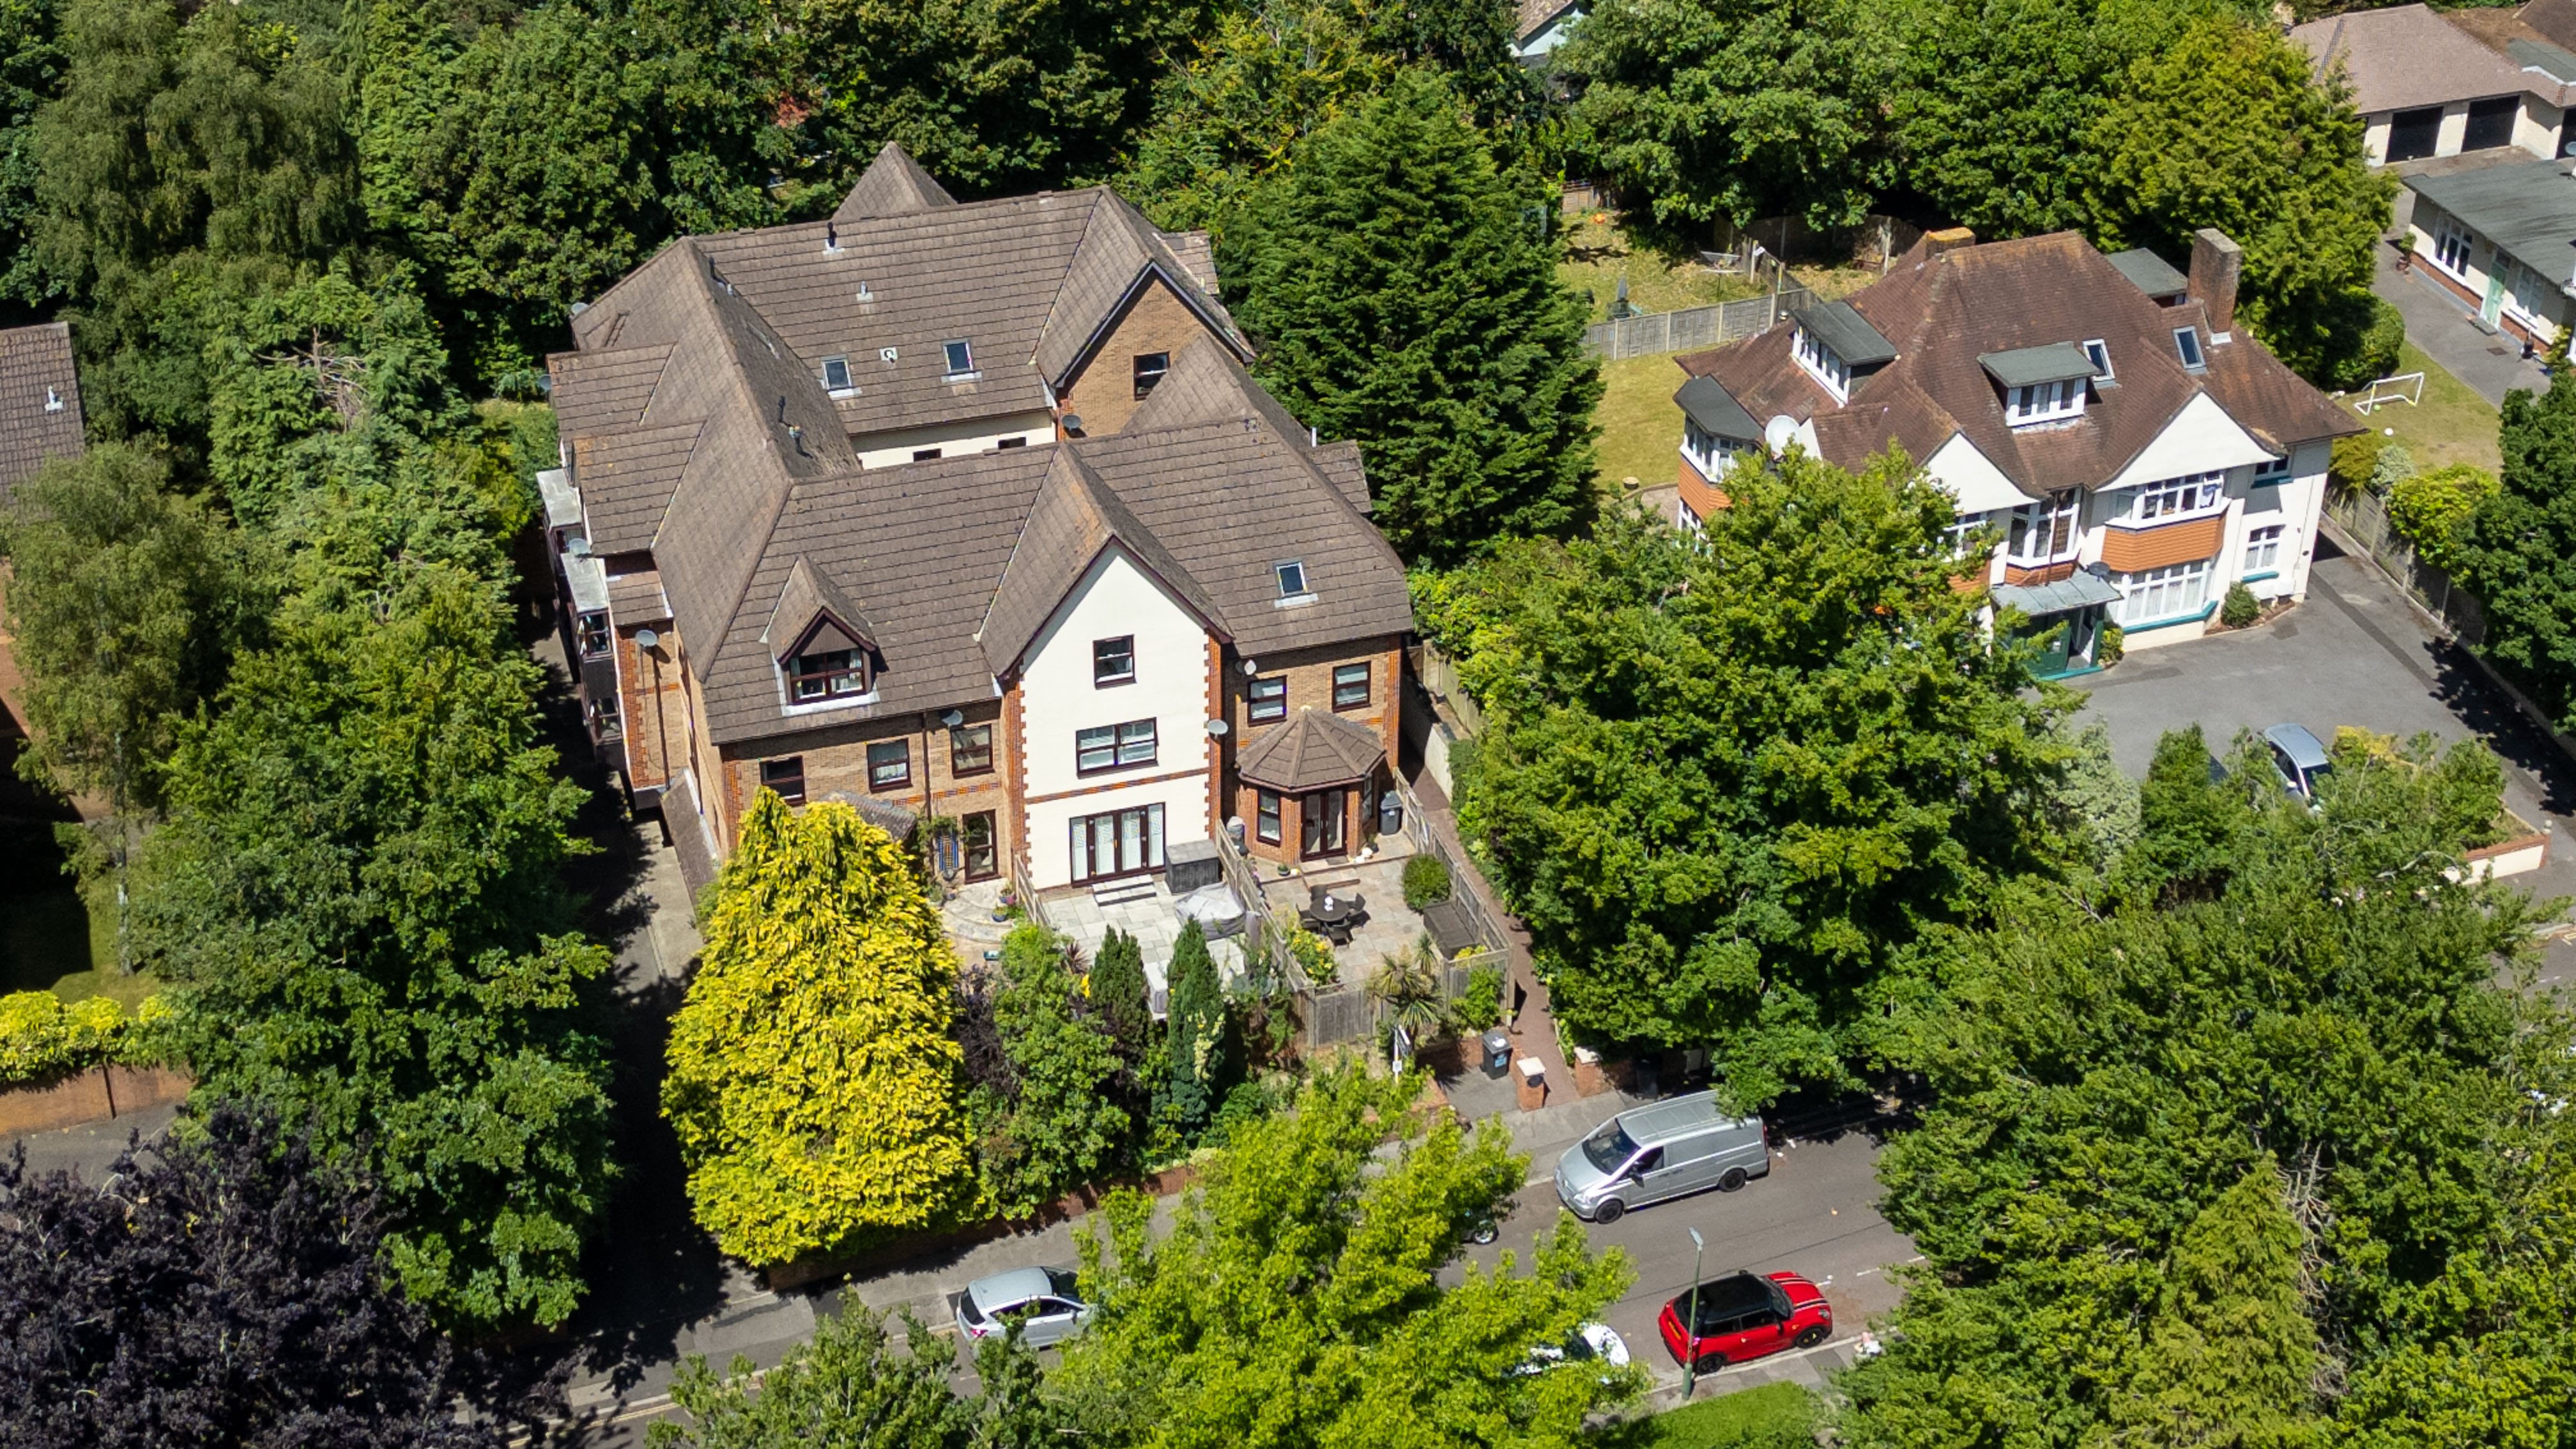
[1401,853,1452,910]
[2221,581,2261,629]
[0,992,164,1088]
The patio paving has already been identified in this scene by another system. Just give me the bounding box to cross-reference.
[1042,877,1248,1011]
[1254,835,1443,986]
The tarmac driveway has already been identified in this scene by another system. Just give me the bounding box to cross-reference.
[2069,540,2576,988]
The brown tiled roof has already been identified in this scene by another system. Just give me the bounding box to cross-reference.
[1237,707,1386,792]
[2527,0,2576,50]
[1308,440,1370,515]
[606,567,670,624]
[763,555,879,658]
[0,323,83,497]
[979,446,1225,674]
[1677,231,2358,499]
[831,142,957,224]
[573,420,703,551]
[1515,0,1581,42]
[2450,4,2576,104]
[548,342,673,442]
[2290,4,2541,112]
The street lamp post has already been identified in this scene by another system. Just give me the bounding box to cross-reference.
[1682,1227,1706,1399]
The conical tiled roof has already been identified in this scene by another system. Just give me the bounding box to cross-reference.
[1237,708,1385,793]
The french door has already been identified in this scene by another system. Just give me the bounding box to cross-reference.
[1300,789,1346,859]
[1071,802,1165,883]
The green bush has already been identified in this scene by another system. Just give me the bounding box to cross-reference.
[2327,294,2405,393]
[1452,963,1507,1032]
[2096,622,2126,668]
[1401,853,1452,910]
[2387,463,2500,577]
[2330,432,2385,493]
[1287,928,1340,987]
[2221,581,2261,628]
[0,992,164,1087]
[2369,440,2418,496]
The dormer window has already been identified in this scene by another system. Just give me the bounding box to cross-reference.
[942,340,977,380]
[1793,327,1851,402]
[2005,378,2084,426]
[2173,326,2205,372]
[789,647,868,701]
[822,355,853,392]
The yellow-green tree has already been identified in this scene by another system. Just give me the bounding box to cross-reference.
[663,792,972,1264]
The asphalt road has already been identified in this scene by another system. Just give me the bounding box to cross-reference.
[547,1106,1913,1445]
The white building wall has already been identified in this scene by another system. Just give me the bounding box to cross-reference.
[1016,544,1215,889]
[2513,96,2565,158]
[2437,102,2471,157]
[2365,112,2391,166]
[850,409,1057,469]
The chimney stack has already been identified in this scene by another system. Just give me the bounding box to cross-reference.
[2188,228,2242,338]
[1924,226,1976,259]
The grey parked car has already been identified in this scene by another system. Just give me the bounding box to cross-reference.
[2262,723,2333,806]
[954,1266,1092,1347]
[1554,1091,1770,1223]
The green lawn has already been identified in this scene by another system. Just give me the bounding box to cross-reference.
[1560,213,1771,323]
[2336,341,2501,476]
[1623,1383,1822,1449]
[1595,351,1688,497]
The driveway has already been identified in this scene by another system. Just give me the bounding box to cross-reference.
[2071,541,2576,990]
[2371,240,2551,408]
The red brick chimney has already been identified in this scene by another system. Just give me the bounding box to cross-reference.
[2188,228,2242,337]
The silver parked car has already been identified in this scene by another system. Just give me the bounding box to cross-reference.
[1554,1091,1770,1224]
[954,1266,1092,1347]
[2262,723,2333,806]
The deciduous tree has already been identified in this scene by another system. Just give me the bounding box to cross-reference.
[0,1105,500,1449]
[663,792,974,1264]
[1224,70,1598,563]
[1053,1069,1640,1446]
[1430,453,2069,1098]
[651,1304,972,1449]
[971,926,1135,1216]
[2460,378,2576,729]
[0,0,64,310]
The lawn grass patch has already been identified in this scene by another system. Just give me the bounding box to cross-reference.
[2337,341,2500,476]
[1560,214,1770,323]
[1630,1382,1821,1449]
[1595,351,1687,496]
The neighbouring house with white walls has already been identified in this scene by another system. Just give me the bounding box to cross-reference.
[1666,227,2362,678]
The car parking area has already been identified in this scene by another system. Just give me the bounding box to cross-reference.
[2072,542,2576,958]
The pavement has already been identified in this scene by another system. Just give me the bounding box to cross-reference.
[2070,542,2576,993]
[2370,240,2552,408]
[2,1101,180,1183]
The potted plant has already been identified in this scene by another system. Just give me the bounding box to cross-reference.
[994,885,1017,923]
[2394,232,2416,273]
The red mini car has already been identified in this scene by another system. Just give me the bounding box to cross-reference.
[1657,1270,1832,1370]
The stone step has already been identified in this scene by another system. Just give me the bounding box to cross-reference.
[1091,877,1160,908]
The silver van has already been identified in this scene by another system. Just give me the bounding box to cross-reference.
[1553,1091,1769,1223]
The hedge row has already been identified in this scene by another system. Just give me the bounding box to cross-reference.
[0,992,168,1089]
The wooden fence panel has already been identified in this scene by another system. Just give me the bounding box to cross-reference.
[1581,286,1812,360]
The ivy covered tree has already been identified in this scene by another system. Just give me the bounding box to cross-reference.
[137,571,618,1331]
[2084,13,2397,387]
[663,792,974,1264]
[1154,917,1228,1140]
[2460,379,2576,729]
[0,1106,501,1449]
[1052,1070,1641,1445]
[1427,452,2069,1098]
[970,926,1135,1217]
[1089,924,1153,1064]
[1561,0,1897,236]
[1224,68,1599,563]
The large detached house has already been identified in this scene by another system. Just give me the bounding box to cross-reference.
[1669,227,2360,677]
[544,146,1412,893]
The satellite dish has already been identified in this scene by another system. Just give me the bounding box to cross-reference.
[1205,718,1229,737]
[1061,413,1086,434]
[1239,657,1261,676]
[940,709,965,728]
[634,629,660,651]
[1763,415,1800,454]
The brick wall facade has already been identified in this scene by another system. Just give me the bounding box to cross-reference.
[1220,634,1404,867]
[615,626,687,790]
[716,702,1017,870]
[1058,279,1228,437]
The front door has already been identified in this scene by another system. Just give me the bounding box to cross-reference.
[2030,615,2073,678]
[2482,270,2509,327]
[961,811,998,881]
[1300,788,1346,859]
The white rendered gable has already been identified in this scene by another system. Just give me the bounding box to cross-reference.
[2103,392,2275,490]
[1925,433,2037,514]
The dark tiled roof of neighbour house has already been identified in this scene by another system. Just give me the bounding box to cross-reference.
[1675,231,2361,504]
[1237,707,1386,792]
[2449,3,2576,105]
[0,322,84,497]
[606,569,671,624]
[2289,4,2542,112]
[1675,374,1761,441]
[2527,0,2576,51]
[1515,0,1582,42]
[2409,158,2576,279]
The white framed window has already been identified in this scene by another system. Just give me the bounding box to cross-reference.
[2172,326,2205,372]
[1275,560,1308,598]
[821,355,853,392]
[2506,261,2553,323]
[2243,524,2285,574]
[2082,339,2113,384]
[2252,456,2290,484]
[1792,327,1851,401]
[2432,218,2473,277]
[2005,378,2084,426]
[2005,491,2080,565]
[1943,510,1994,558]
[1683,420,1746,477]
[2112,558,2212,625]
[942,339,977,379]
[2123,471,2226,523]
